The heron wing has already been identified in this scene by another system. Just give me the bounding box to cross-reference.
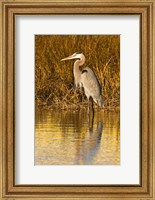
[81,67,102,99]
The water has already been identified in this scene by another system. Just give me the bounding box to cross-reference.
[35,109,120,165]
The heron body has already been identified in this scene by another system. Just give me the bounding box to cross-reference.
[61,52,103,112]
[81,67,103,107]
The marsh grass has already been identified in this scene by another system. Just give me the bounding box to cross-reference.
[35,35,120,110]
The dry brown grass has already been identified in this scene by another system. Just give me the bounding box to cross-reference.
[35,35,120,110]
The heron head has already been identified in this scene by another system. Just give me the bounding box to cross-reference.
[61,52,84,61]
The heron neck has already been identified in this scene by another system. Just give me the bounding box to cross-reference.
[73,57,85,78]
[73,61,81,78]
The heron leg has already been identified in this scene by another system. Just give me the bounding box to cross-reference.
[87,99,95,131]
[87,97,90,114]
[88,110,94,130]
[91,97,94,115]
[87,97,94,115]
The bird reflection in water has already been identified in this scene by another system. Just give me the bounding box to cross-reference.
[75,111,103,165]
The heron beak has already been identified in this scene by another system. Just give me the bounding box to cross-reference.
[61,55,73,61]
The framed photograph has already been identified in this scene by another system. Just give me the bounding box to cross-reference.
[0,0,155,199]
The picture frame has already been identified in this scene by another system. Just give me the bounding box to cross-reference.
[0,0,154,199]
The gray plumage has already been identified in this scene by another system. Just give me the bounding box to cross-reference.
[61,52,103,111]
[81,67,103,107]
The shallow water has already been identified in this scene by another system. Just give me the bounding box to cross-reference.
[35,109,120,165]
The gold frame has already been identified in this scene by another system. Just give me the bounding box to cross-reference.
[0,0,155,199]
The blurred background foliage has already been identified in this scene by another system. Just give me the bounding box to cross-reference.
[35,35,120,110]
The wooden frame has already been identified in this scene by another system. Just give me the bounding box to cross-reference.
[0,0,154,199]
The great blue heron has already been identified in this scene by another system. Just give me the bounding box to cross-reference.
[61,52,103,113]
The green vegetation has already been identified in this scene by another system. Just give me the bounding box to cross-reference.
[35,35,120,110]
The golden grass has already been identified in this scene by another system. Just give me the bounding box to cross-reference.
[35,35,120,110]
